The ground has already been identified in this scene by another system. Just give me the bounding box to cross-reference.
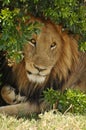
[0,110,86,130]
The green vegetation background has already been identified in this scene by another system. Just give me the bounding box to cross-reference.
[0,0,86,61]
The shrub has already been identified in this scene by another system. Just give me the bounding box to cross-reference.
[0,0,86,61]
[43,88,86,114]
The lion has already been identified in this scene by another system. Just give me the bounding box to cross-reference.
[0,18,86,115]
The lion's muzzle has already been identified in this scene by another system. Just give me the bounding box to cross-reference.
[26,62,51,84]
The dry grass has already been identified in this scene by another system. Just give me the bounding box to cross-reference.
[0,111,86,130]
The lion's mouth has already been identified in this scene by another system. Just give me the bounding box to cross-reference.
[26,70,46,84]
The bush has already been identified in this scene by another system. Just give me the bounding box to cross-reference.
[43,88,86,114]
[0,0,86,61]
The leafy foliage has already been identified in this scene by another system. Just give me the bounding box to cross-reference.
[0,0,86,61]
[0,7,41,61]
[43,88,86,114]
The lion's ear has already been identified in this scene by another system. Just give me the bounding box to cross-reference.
[57,25,81,42]
[56,25,68,36]
[56,25,63,34]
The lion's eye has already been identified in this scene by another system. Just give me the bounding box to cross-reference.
[29,39,36,47]
[51,42,56,50]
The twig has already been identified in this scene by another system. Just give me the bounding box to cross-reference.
[63,104,73,115]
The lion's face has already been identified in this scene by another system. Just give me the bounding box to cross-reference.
[24,23,63,84]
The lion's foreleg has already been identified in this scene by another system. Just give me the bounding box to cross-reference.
[0,102,40,116]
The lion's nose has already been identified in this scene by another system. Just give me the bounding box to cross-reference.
[34,64,46,72]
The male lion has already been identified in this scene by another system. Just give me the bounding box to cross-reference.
[0,18,86,115]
